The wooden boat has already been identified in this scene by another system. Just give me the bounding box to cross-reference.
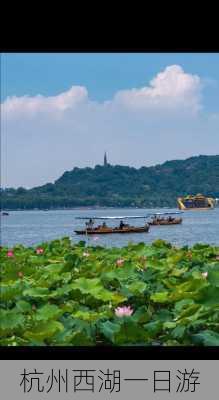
[149,217,182,226]
[75,225,149,235]
[147,211,183,226]
[74,215,150,235]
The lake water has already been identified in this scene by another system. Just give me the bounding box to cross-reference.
[1,208,219,248]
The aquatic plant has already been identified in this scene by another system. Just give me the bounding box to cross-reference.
[0,237,219,346]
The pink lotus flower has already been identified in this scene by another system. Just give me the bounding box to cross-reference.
[36,248,44,254]
[17,271,24,278]
[116,258,125,267]
[93,236,99,241]
[202,271,208,278]
[115,306,134,317]
[7,250,14,257]
[83,251,90,257]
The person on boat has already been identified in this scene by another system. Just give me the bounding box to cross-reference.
[102,221,107,228]
[120,220,125,229]
[86,218,94,229]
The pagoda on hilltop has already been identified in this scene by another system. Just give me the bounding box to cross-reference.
[104,152,109,167]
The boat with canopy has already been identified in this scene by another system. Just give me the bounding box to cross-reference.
[74,215,150,235]
[74,211,183,234]
[148,211,183,226]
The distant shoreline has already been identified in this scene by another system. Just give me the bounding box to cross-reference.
[1,206,175,212]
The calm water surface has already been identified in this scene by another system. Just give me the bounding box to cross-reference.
[1,208,219,248]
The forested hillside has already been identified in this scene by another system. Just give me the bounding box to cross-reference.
[1,155,219,209]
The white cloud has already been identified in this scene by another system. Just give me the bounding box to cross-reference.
[2,86,88,116]
[113,65,202,113]
[2,65,202,118]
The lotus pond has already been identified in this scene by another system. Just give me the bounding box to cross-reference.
[1,237,219,346]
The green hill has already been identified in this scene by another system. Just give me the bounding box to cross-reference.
[1,155,219,209]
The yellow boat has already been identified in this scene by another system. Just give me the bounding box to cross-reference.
[177,194,215,210]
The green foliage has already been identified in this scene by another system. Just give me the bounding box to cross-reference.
[0,237,219,346]
[1,155,219,209]
[192,331,219,346]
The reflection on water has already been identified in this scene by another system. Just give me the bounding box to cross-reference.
[1,208,219,247]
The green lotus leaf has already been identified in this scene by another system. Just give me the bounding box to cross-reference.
[47,258,64,263]
[192,330,219,346]
[71,277,101,292]
[23,287,50,298]
[70,277,126,303]
[175,278,208,293]
[59,301,79,313]
[143,320,163,337]
[24,321,64,342]
[207,269,219,287]
[155,309,173,322]
[72,309,109,322]
[0,309,25,334]
[28,255,45,265]
[35,304,62,321]
[65,254,84,270]
[0,282,23,301]
[49,284,73,298]
[100,318,148,345]
[132,306,152,324]
[99,321,121,343]
[171,325,186,339]
[53,329,78,345]
[16,300,32,313]
[125,281,148,295]
[174,299,195,312]
[198,286,219,306]
[0,336,29,346]
[41,263,65,273]
[114,319,148,345]
[102,265,137,283]
[178,304,201,319]
[68,331,95,345]
[150,292,169,303]
[170,267,188,277]
[163,321,177,329]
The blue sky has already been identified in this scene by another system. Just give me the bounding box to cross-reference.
[1,53,219,188]
[2,53,219,109]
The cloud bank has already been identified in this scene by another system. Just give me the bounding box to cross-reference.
[1,65,218,188]
[3,65,201,116]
